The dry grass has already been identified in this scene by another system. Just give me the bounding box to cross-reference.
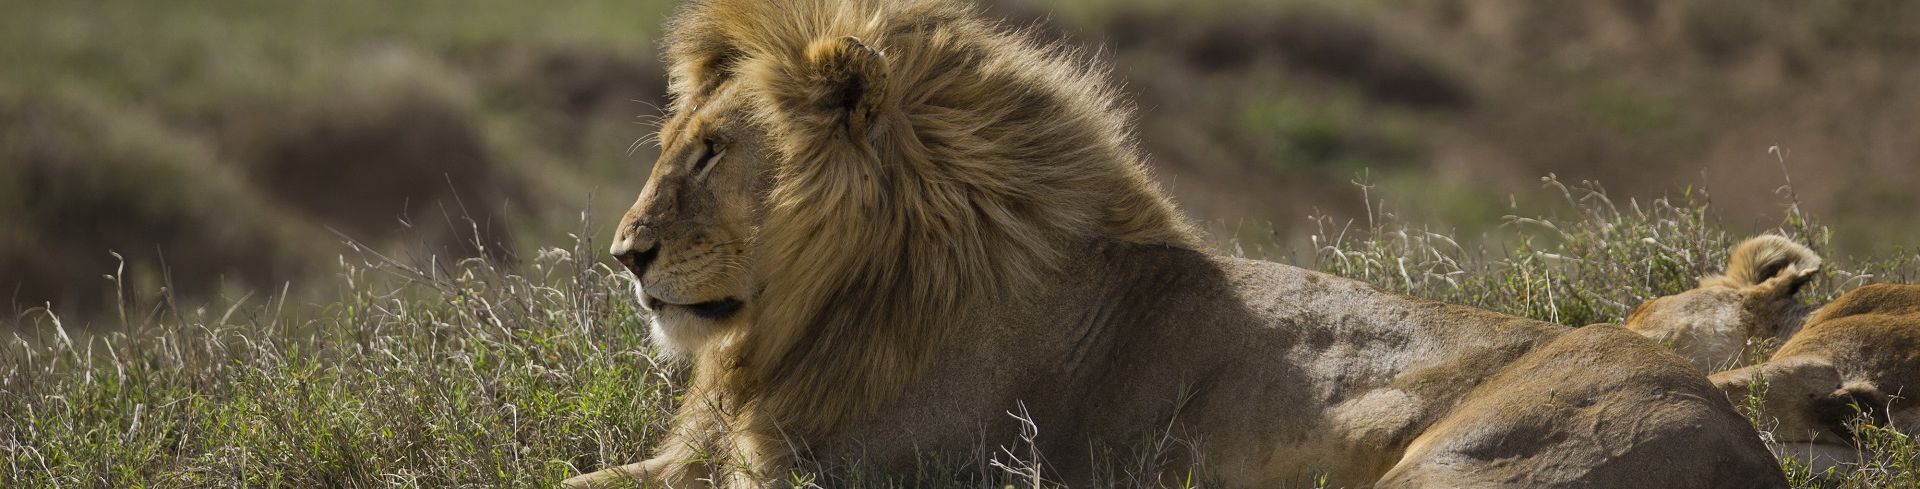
[3,214,673,487]
[5,180,1916,487]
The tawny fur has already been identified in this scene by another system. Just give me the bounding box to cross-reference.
[1630,235,1920,471]
[1627,235,1824,370]
[675,0,1199,439]
[1706,284,1920,471]
[570,1,1786,487]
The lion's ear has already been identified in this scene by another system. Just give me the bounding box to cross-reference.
[785,36,889,138]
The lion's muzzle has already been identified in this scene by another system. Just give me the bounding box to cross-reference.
[610,224,661,279]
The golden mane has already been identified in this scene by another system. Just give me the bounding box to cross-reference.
[662,0,1200,439]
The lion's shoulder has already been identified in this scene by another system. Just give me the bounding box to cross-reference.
[1808,283,1920,325]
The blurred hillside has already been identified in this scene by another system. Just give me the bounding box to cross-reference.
[4,0,1918,321]
[1002,0,1920,251]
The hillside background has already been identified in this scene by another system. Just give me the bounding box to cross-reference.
[5,0,1919,322]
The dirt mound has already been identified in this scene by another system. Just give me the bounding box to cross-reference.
[0,88,322,317]
[221,52,522,259]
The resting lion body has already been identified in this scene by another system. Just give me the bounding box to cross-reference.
[706,245,1776,488]
[1629,236,1920,470]
[1705,285,1920,471]
[569,1,1784,487]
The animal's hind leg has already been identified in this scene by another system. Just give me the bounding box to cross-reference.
[1376,325,1785,489]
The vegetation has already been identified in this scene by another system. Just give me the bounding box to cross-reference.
[5,0,1919,487]
[5,180,1916,487]
[10,0,1920,318]
[1,0,676,317]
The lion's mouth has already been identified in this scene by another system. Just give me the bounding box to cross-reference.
[645,296,745,321]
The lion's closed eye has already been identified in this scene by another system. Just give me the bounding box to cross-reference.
[693,138,720,175]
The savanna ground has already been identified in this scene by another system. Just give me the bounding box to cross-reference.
[4,0,1919,487]
[7,179,1919,488]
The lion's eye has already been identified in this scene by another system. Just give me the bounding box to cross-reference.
[691,138,720,174]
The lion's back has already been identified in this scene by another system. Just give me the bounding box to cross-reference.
[1782,283,1920,393]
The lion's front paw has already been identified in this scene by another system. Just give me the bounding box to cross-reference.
[563,457,694,488]
[561,461,647,488]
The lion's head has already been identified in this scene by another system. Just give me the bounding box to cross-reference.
[611,0,1199,432]
[610,80,772,356]
[1707,357,1865,446]
[1625,235,1822,370]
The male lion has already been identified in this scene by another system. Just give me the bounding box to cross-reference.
[1628,236,1920,470]
[568,1,1784,487]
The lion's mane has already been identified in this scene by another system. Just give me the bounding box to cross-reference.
[663,0,1199,440]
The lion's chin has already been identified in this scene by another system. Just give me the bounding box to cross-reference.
[648,312,723,357]
[633,281,727,357]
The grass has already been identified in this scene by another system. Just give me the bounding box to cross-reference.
[3,216,675,487]
[5,179,1917,487]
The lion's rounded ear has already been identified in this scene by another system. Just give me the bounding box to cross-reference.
[1747,265,1820,306]
[795,36,888,137]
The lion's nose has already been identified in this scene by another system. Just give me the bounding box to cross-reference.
[611,225,661,278]
[614,245,660,278]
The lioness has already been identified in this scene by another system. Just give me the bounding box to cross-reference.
[1625,235,1824,371]
[1628,236,1920,470]
[567,1,1784,487]
[1712,284,1920,468]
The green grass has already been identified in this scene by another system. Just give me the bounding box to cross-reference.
[3,218,676,487]
[5,180,1916,487]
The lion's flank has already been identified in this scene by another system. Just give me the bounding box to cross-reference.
[661,0,1201,436]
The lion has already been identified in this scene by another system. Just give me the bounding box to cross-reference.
[1629,239,1920,470]
[1723,285,1920,456]
[565,1,1785,487]
[1625,235,1825,371]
